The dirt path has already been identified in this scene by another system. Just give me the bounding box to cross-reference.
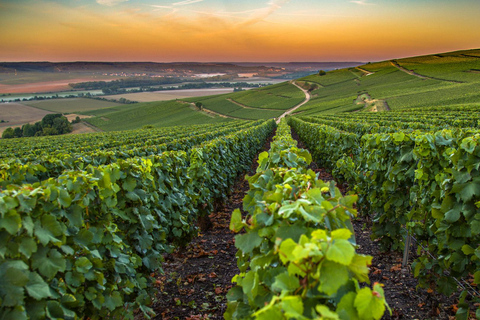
[390,60,430,80]
[78,120,102,133]
[390,60,463,84]
[355,67,374,76]
[142,130,275,320]
[178,100,243,120]
[226,98,284,111]
[276,81,311,123]
[356,92,390,112]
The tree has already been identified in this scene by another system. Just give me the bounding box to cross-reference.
[42,127,58,136]
[195,102,203,110]
[13,127,23,138]
[22,123,35,137]
[42,113,63,127]
[52,116,72,134]
[318,70,326,76]
[2,127,14,139]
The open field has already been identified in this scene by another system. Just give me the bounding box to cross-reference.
[0,101,96,136]
[103,88,235,102]
[0,75,115,93]
[0,103,53,135]
[23,98,121,113]
[69,121,98,135]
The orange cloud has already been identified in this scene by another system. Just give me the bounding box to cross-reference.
[0,0,479,62]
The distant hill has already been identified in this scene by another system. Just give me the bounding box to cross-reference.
[0,61,284,75]
[292,48,480,114]
[234,62,363,71]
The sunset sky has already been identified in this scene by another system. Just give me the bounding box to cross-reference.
[1,0,479,62]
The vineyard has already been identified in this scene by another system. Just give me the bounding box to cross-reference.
[2,49,480,319]
[3,104,480,318]
[0,120,276,319]
[289,106,480,319]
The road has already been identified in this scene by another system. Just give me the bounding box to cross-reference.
[276,81,311,124]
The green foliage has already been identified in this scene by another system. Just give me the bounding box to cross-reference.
[290,115,480,317]
[188,94,284,120]
[85,100,230,131]
[2,114,72,139]
[226,120,389,320]
[1,127,14,139]
[0,121,260,187]
[295,49,480,114]
[0,119,276,319]
[230,82,304,110]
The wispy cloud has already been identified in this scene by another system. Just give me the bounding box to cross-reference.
[151,5,174,9]
[172,0,203,6]
[149,0,203,12]
[350,0,374,5]
[148,0,289,30]
[96,0,129,6]
[237,0,291,27]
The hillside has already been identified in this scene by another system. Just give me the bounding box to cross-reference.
[81,82,306,129]
[294,48,480,115]
[83,100,230,131]
[3,48,480,320]
[78,49,480,131]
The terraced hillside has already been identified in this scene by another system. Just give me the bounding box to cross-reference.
[295,48,480,115]
[81,82,305,130]
[78,49,480,132]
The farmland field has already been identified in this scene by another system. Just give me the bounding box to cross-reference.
[0,102,53,135]
[85,100,230,130]
[228,82,304,110]
[103,88,235,102]
[22,98,121,113]
[0,74,115,93]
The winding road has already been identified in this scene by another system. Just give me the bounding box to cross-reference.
[276,81,311,124]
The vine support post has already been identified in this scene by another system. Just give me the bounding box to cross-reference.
[402,230,412,268]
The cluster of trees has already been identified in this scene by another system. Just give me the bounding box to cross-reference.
[2,114,72,139]
[307,83,319,92]
[101,81,263,95]
[71,78,264,95]
[1,93,80,103]
[70,78,181,91]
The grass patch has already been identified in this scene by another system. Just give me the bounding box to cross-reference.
[85,100,229,131]
[23,98,121,113]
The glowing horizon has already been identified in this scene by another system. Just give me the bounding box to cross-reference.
[1,0,479,63]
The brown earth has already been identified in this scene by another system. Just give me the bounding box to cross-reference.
[103,89,236,103]
[69,121,98,135]
[0,103,94,136]
[0,103,53,135]
[0,78,102,94]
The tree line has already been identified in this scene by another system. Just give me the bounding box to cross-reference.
[2,114,73,139]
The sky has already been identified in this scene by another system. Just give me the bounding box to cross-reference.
[0,0,479,62]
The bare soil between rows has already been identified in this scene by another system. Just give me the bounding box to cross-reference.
[139,128,465,320]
